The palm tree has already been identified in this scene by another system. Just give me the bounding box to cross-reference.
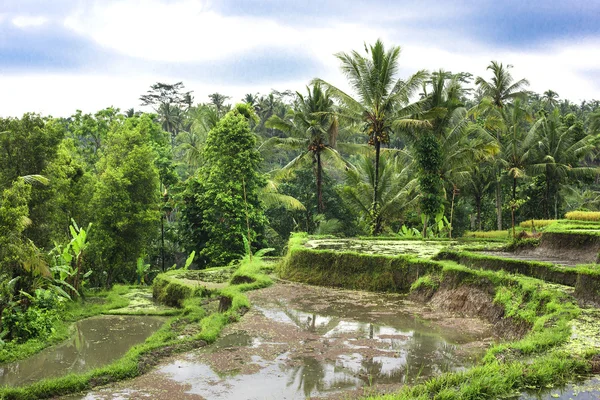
[157,102,184,146]
[340,153,418,234]
[475,62,529,110]
[475,61,529,230]
[208,93,231,115]
[266,84,345,213]
[542,90,560,110]
[499,100,537,234]
[528,109,598,219]
[315,40,428,234]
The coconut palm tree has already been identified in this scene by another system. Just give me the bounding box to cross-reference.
[157,102,184,146]
[475,62,529,110]
[475,61,529,230]
[528,109,598,219]
[314,40,428,233]
[501,100,536,200]
[208,93,231,116]
[266,83,346,213]
[542,90,560,110]
[340,153,418,234]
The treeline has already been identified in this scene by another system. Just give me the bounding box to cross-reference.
[1,40,600,343]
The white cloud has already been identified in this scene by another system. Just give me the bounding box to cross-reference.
[1,0,599,116]
[63,0,382,63]
[12,15,48,28]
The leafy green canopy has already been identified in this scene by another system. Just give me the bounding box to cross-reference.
[89,115,162,286]
[181,104,268,267]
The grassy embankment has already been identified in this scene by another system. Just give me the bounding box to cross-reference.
[280,233,599,399]
[0,256,272,400]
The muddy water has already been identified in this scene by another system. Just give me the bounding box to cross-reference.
[518,376,600,399]
[73,283,493,400]
[0,315,165,387]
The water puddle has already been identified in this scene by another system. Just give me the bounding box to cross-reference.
[68,284,493,399]
[0,315,166,387]
[134,285,487,399]
[518,376,600,399]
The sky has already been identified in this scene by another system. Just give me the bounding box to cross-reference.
[1,0,600,117]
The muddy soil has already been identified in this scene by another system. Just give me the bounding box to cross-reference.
[65,282,495,400]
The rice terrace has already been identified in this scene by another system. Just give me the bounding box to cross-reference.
[2,1,600,399]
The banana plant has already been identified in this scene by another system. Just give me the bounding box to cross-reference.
[50,220,92,297]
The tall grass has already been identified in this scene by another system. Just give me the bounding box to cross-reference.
[566,211,600,221]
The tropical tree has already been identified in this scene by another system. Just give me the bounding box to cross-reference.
[208,93,231,116]
[475,61,529,229]
[140,82,192,146]
[266,83,345,213]
[499,100,537,233]
[180,104,268,267]
[542,90,560,110]
[475,62,529,110]
[528,109,598,219]
[89,116,162,287]
[340,153,418,234]
[315,39,428,234]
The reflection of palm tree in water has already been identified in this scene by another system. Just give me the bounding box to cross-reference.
[287,357,357,397]
[276,301,340,335]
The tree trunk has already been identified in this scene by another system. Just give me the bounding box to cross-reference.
[475,195,482,231]
[372,139,381,234]
[449,186,457,239]
[545,173,551,219]
[316,151,324,214]
[512,177,517,237]
[161,213,165,272]
[495,171,502,230]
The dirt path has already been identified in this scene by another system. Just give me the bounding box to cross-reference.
[63,282,495,400]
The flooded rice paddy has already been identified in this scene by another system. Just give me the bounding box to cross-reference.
[72,282,494,399]
[0,315,165,387]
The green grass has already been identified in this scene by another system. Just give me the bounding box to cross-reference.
[362,351,589,400]
[545,219,600,234]
[462,230,516,240]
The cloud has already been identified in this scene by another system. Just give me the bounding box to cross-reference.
[62,0,381,63]
[12,15,48,28]
[0,0,599,117]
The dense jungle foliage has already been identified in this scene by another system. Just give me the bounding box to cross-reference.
[1,40,600,345]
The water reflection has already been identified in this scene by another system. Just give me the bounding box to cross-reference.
[155,297,487,400]
[0,315,165,387]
